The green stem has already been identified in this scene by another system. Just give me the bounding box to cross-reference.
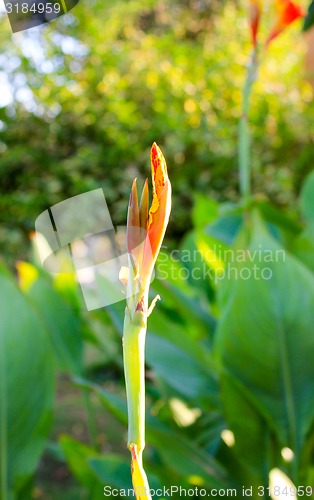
[123,309,147,459]
[238,47,259,206]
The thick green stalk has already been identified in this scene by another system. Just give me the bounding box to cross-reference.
[123,308,147,460]
[238,47,259,205]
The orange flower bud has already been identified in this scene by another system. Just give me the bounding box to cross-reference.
[143,143,171,275]
[126,143,171,305]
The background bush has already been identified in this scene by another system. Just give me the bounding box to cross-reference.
[0,0,313,265]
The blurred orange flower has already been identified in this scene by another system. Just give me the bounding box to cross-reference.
[249,0,262,46]
[267,0,304,44]
[248,0,304,47]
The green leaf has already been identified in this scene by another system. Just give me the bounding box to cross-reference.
[147,426,234,491]
[303,1,314,31]
[257,201,301,239]
[206,214,243,246]
[218,370,270,485]
[177,231,215,301]
[89,456,132,491]
[300,170,314,223]
[290,171,314,272]
[147,333,219,405]
[146,293,214,368]
[192,194,218,229]
[0,265,55,497]
[292,225,314,273]
[25,272,83,375]
[75,378,232,491]
[216,217,314,482]
[153,256,216,337]
[90,456,165,498]
[73,377,128,425]
[60,435,101,494]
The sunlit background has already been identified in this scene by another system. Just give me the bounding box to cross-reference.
[0,0,313,264]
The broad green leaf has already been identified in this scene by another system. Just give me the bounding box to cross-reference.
[147,426,233,491]
[300,170,314,223]
[60,435,102,496]
[89,456,164,498]
[156,245,211,297]
[147,333,219,405]
[193,412,226,455]
[299,423,314,484]
[153,270,216,335]
[99,301,125,334]
[215,217,314,481]
[192,194,218,229]
[303,1,314,31]
[218,370,270,486]
[0,265,54,497]
[88,456,132,491]
[75,378,232,491]
[19,264,83,375]
[147,303,214,368]
[99,300,219,405]
[292,225,314,273]
[62,435,161,498]
[257,201,301,246]
[59,435,99,487]
[178,231,215,301]
[206,214,243,246]
[73,378,128,425]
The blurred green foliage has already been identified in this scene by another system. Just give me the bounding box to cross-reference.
[304,0,314,30]
[0,0,313,265]
[1,1,314,498]
[2,168,314,499]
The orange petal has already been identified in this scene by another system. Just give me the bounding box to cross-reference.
[249,0,262,46]
[141,144,171,284]
[267,0,304,44]
[147,143,171,256]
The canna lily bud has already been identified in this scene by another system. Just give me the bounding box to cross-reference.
[266,0,304,45]
[125,144,171,309]
[123,145,171,499]
[141,143,171,285]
